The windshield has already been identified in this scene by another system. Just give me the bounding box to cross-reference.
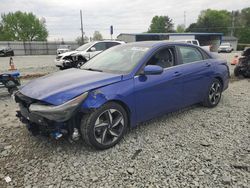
[221,43,230,46]
[76,42,94,51]
[82,44,149,74]
[58,45,69,49]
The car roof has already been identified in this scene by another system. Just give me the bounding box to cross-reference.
[122,41,196,48]
[94,40,124,43]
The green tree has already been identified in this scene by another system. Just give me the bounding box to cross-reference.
[75,36,89,45]
[235,7,250,43]
[0,11,48,41]
[93,31,103,41]
[240,7,250,26]
[186,9,231,35]
[148,16,174,33]
[176,24,185,33]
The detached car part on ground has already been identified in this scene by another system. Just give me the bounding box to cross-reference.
[55,41,124,70]
[15,41,229,150]
[0,46,14,57]
[234,47,250,78]
[0,71,20,94]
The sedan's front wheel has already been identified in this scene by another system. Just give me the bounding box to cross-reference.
[80,102,128,149]
[203,79,222,108]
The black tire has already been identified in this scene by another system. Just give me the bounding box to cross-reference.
[234,66,241,77]
[80,102,128,150]
[203,79,222,108]
[59,67,66,70]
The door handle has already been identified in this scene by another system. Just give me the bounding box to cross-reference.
[174,72,182,77]
[205,63,211,67]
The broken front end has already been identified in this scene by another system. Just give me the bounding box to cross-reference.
[234,48,250,78]
[15,91,88,141]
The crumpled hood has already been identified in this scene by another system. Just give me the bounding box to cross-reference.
[59,50,79,57]
[20,69,122,105]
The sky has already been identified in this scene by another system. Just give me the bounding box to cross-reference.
[0,0,249,41]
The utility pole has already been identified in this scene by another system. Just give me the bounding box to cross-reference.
[80,10,84,44]
[231,11,235,37]
[184,11,186,30]
[110,25,113,40]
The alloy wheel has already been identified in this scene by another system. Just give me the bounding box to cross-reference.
[209,82,221,105]
[94,109,125,145]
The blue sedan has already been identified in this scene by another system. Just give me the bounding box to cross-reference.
[15,41,229,149]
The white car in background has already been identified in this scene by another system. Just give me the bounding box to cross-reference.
[175,39,211,51]
[55,41,124,70]
[218,43,233,53]
[56,45,71,55]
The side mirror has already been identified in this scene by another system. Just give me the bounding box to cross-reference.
[143,65,163,75]
[90,47,96,52]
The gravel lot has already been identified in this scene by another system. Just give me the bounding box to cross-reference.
[0,53,249,187]
[0,55,57,76]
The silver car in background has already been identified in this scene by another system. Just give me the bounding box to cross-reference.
[55,41,124,70]
[218,43,233,53]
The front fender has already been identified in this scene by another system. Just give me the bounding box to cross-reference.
[80,78,137,127]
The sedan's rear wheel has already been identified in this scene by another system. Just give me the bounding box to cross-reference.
[203,79,222,108]
[80,102,128,150]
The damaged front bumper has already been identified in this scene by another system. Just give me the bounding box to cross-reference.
[15,92,88,140]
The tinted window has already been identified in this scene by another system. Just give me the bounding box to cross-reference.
[93,42,106,51]
[178,46,203,64]
[192,40,199,45]
[146,47,175,69]
[106,42,120,48]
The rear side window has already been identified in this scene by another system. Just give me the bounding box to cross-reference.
[178,46,203,64]
[106,42,120,49]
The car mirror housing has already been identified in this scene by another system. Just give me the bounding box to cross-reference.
[90,47,96,52]
[143,65,163,75]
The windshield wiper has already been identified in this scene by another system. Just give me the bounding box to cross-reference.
[82,68,103,72]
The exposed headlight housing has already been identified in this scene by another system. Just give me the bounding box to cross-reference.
[29,92,88,122]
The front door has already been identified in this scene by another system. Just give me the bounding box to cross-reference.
[134,46,183,123]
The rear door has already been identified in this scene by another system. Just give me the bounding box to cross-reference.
[176,45,213,106]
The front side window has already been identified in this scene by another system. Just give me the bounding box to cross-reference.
[106,42,120,49]
[146,47,175,69]
[92,42,106,51]
[178,46,203,64]
[192,40,199,45]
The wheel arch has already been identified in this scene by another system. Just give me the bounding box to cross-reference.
[214,76,224,88]
[101,99,131,128]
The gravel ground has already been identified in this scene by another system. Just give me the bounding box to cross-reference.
[0,53,249,187]
[0,55,57,75]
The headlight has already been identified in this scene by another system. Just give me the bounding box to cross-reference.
[29,92,88,122]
